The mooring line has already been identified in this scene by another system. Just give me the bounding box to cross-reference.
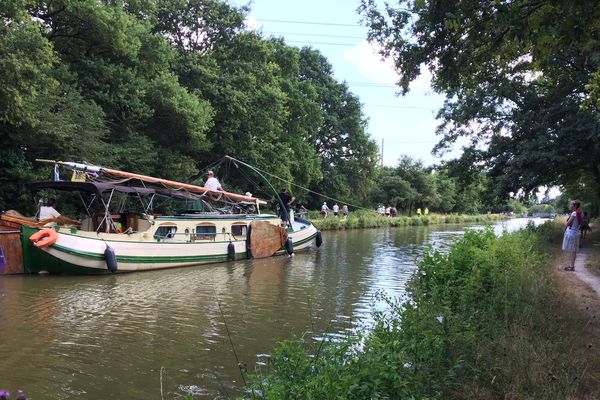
[214,292,248,387]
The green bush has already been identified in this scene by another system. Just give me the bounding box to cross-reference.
[311,212,507,230]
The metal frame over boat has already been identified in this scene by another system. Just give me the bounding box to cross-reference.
[1,158,321,274]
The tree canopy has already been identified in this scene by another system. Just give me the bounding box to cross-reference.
[0,0,378,212]
[360,0,600,209]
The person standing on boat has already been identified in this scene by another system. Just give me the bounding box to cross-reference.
[203,170,222,191]
[277,188,294,227]
[562,200,581,271]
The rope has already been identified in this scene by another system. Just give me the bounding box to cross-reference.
[226,156,370,211]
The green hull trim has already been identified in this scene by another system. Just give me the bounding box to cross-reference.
[51,243,247,264]
[22,226,102,274]
[21,226,316,274]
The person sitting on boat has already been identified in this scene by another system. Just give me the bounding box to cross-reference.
[203,170,222,191]
[38,198,80,227]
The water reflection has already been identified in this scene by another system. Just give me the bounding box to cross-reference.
[0,218,545,399]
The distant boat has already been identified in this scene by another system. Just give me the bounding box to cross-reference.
[0,159,321,274]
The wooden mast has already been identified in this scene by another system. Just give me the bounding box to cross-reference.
[35,159,267,205]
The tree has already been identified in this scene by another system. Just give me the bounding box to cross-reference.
[0,14,107,211]
[299,48,379,206]
[33,0,214,178]
[359,0,600,202]
[370,167,417,212]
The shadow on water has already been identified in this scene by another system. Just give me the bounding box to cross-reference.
[0,218,546,399]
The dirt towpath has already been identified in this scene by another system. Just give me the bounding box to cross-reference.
[571,246,600,296]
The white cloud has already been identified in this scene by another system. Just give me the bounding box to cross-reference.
[244,16,262,31]
[344,41,398,85]
[343,40,433,92]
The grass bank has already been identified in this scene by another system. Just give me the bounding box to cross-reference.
[243,220,600,399]
[306,210,507,231]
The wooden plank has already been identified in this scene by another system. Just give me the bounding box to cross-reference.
[247,221,288,259]
[0,219,24,274]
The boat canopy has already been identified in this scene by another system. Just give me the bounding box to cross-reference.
[27,181,156,196]
[27,181,207,201]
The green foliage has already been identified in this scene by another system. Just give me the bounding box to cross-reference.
[359,0,600,209]
[310,211,505,231]
[247,225,583,398]
[0,1,379,212]
[369,157,503,214]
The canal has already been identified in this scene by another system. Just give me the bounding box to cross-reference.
[0,218,545,399]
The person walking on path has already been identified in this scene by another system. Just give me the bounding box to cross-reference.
[321,202,329,218]
[580,211,592,239]
[342,204,349,218]
[333,203,340,217]
[562,200,582,271]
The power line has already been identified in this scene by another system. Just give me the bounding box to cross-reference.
[377,140,438,144]
[286,40,356,47]
[257,18,365,28]
[348,82,398,88]
[264,31,365,40]
[364,104,436,110]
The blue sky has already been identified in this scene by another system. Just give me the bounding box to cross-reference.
[229,0,454,167]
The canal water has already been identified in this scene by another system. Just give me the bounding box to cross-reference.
[0,218,545,399]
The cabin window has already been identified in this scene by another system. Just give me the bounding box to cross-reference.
[231,224,247,238]
[154,226,177,240]
[195,224,216,240]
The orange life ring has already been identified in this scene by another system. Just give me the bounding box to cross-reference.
[29,228,59,249]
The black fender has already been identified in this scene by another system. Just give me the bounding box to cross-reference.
[104,245,118,273]
[227,241,235,261]
[245,224,253,259]
[285,238,294,255]
[316,230,323,248]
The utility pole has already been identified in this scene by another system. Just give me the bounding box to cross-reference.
[380,138,384,167]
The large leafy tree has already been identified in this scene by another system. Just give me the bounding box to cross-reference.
[360,0,600,201]
[0,7,107,211]
[299,48,379,206]
[153,2,323,197]
[32,0,214,178]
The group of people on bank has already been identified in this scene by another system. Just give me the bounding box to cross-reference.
[376,205,428,217]
[319,202,348,218]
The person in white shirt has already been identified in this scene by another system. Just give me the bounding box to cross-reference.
[203,170,222,191]
[562,200,581,271]
[333,203,339,217]
[38,199,79,227]
[321,202,329,218]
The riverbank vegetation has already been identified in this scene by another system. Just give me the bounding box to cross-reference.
[308,210,506,231]
[244,221,600,398]
[1,1,580,219]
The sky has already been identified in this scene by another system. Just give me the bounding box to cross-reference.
[229,0,452,167]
